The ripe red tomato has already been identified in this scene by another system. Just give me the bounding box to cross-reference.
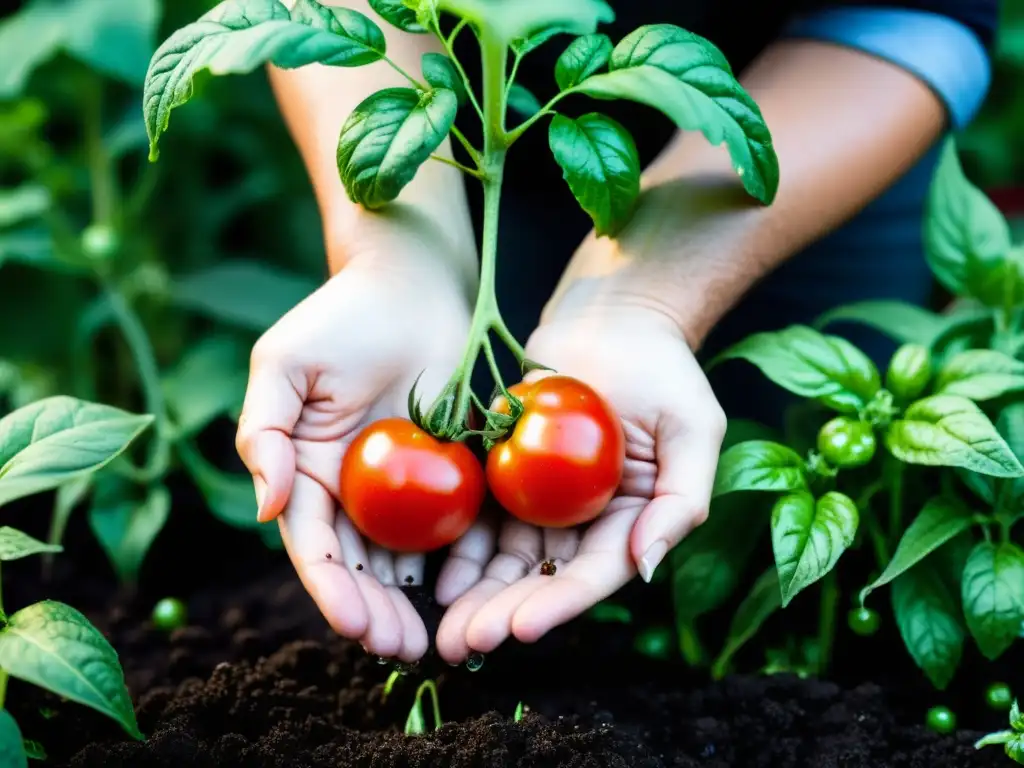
[340,418,484,552]
[486,376,625,528]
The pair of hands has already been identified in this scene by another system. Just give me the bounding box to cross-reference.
[235,222,726,664]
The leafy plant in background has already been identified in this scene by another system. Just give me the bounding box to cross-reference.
[977,698,1024,764]
[668,136,1024,694]
[0,396,151,766]
[0,0,324,584]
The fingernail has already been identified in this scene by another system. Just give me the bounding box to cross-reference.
[638,539,668,584]
[254,477,267,522]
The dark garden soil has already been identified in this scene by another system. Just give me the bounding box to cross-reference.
[2,469,1014,768]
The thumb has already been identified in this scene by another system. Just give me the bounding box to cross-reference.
[630,407,725,583]
[236,356,304,523]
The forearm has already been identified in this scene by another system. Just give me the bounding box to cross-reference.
[543,40,947,347]
[268,1,477,286]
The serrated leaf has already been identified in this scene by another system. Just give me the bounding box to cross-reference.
[337,87,458,208]
[421,53,466,104]
[892,562,964,689]
[771,491,858,606]
[572,25,777,204]
[0,710,27,768]
[0,397,153,508]
[0,527,61,562]
[143,0,385,159]
[885,395,1024,478]
[368,0,427,32]
[88,483,170,585]
[935,349,1024,401]
[860,496,973,604]
[507,83,542,117]
[710,567,781,679]
[712,440,806,498]
[555,33,611,90]
[548,112,639,236]
[925,139,1018,306]
[0,601,142,738]
[961,541,1024,659]
[711,325,880,413]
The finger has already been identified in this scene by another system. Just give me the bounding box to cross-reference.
[394,553,425,587]
[631,409,725,582]
[435,520,542,663]
[510,505,642,644]
[435,516,499,606]
[465,563,567,654]
[387,586,430,663]
[368,545,397,585]
[237,362,304,523]
[543,527,580,562]
[278,473,368,639]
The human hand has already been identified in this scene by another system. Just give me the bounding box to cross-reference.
[433,303,726,663]
[236,215,473,663]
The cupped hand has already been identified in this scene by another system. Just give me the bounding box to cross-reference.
[235,218,472,663]
[433,305,726,663]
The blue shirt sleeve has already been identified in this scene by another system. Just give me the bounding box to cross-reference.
[782,4,996,129]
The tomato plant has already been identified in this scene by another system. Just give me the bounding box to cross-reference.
[486,376,624,527]
[817,417,876,469]
[926,706,957,735]
[151,597,188,632]
[339,418,485,552]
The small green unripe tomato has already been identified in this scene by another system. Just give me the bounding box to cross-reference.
[80,223,120,260]
[847,607,880,637]
[925,705,956,735]
[817,417,877,469]
[886,343,932,401]
[986,682,1013,711]
[633,625,673,660]
[151,597,188,631]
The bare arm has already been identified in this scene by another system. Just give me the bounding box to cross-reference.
[267,0,478,288]
[542,40,947,347]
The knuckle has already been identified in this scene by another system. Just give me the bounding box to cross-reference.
[690,505,711,529]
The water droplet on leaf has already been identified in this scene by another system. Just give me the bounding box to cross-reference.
[466,652,485,671]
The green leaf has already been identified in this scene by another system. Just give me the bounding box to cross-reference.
[554,33,611,90]
[507,84,542,117]
[670,492,768,624]
[421,53,466,104]
[0,0,159,98]
[934,349,1024,401]
[144,0,386,159]
[0,710,27,768]
[436,0,614,47]
[995,403,1024,517]
[711,325,880,414]
[337,86,458,208]
[22,738,44,761]
[368,0,427,32]
[171,260,318,332]
[0,527,61,562]
[712,440,806,498]
[0,601,142,739]
[178,442,259,530]
[771,491,858,607]
[925,139,1017,306]
[813,300,947,346]
[0,185,50,229]
[961,541,1024,659]
[710,567,781,679]
[0,397,153,508]
[162,334,249,436]
[87,484,170,585]
[548,113,640,237]
[573,25,777,204]
[860,496,973,604]
[511,25,569,55]
[47,476,94,561]
[892,561,965,689]
[885,395,1024,478]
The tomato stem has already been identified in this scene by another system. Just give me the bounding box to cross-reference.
[816,571,838,675]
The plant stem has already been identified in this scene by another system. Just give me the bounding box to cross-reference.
[85,76,117,226]
[383,57,427,91]
[434,18,484,121]
[887,460,904,549]
[677,622,706,666]
[429,153,484,178]
[816,571,838,675]
[0,670,7,711]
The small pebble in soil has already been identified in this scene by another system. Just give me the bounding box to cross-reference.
[151,597,188,632]
[986,682,1013,711]
[466,652,485,671]
[540,559,557,576]
[926,706,957,735]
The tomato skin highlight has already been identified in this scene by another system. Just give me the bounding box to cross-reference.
[486,376,625,528]
[340,418,484,553]
[817,417,876,469]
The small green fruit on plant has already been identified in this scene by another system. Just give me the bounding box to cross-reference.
[885,343,932,402]
[846,607,880,637]
[817,417,876,469]
[926,706,956,735]
[0,397,152,765]
[633,625,673,660]
[151,597,188,632]
[143,0,779,550]
[987,683,1013,711]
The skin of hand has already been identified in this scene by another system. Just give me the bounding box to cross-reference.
[235,212,474,664]
[433,39,948,663]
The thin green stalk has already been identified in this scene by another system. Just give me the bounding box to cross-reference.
[383,57,427,90]
[435,18,484,121]
[677,622,705,666]
[0,670,7,711]
[85,77,117,226]
[492,315,525,364]
[816,571,838,675]
[887,461,904,549]
[863,510,889,570]
[429,153,484,178]
[450,125,482,165]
